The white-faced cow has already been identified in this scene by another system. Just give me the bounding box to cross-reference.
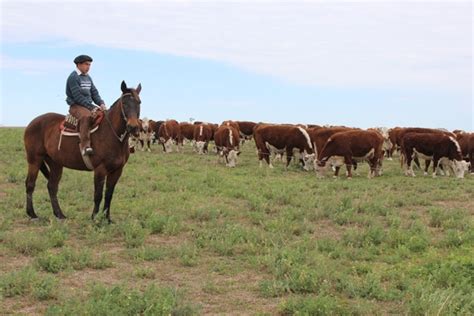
[179,122,196,146]
[158,119,181,153]
[193,123,213,154]
[307,126,358,174]
[254,124,315,170]
[138,118,153,152]
[214,125,240,167]
[315,130,384,179]
[401,133,469,178]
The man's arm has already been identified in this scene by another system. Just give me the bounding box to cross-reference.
[67,75,94,109]
[91,81,105,107]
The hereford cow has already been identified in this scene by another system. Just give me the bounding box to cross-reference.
[307,126,359,174]
[254,125,315,170]
[401,133,469,178]
[149,120,164,144]
[468,133,474,174]
[179,122,196,145]
[222,120,241,134]
[214,125,240,167]
[193,123,213,154]
[236,121,257,144]
[138,118,153,152]
[158,119,181,153]
[315,130,384,179]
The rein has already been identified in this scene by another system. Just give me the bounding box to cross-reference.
[104,93,133,143]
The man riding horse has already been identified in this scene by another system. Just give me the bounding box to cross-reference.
[66,55,107,156]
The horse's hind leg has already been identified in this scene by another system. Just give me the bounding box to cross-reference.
[46,161,66,220]
[25,162,42,219]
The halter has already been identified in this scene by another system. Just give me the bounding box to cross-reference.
[105,92,137,143]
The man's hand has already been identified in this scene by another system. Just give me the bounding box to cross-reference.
[100,104,107,111]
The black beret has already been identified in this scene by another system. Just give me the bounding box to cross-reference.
[74,55,93,64]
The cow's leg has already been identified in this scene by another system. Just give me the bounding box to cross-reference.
[103,167,124,223]
[285,148,293,170]
[413,156,421,170]
[470,152,474,174]
[432,157,440,178]
[91,168,106,220]
[139,139,145,151]
[334,166,341,178]
[46,161,66,220]
[424,160,431,176]
[405,151,415,177]
[344,156,353,178]
[146,140,151,152]
[25,160,42,220]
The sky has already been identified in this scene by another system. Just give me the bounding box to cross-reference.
[0,0,472,130]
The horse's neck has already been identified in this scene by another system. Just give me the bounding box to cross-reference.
[105,101,127,141]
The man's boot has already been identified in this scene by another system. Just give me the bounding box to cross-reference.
[79,117,93,156]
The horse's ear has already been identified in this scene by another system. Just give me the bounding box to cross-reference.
[121,81,128,93]
[136,83,142,95]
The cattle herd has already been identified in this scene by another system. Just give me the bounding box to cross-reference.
[129,119,473,179]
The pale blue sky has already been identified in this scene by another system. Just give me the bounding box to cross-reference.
[1,1,472,130]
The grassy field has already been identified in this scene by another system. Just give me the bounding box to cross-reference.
[1,126,473,315]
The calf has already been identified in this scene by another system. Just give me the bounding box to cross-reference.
[315,130,384,179]
[214,125,240,167]
[254,124,315,170]
[401,132,469,178]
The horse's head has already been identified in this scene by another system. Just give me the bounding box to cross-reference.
[120,80,142,137]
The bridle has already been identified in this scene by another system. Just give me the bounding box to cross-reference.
[104,92,138,143]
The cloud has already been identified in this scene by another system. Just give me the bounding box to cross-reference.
[0,54,70,75]
[1,1,472,90]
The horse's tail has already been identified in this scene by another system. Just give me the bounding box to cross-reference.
[40,161,50,180]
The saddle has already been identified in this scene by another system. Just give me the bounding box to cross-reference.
[59,110,105,135]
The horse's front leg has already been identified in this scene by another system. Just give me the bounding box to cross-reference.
[103,167,124,223]
[91,168,106,220]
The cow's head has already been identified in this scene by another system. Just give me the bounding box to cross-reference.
[301,151,315,171]
[226,149,240,168]
[163,138,173,153]
[314,158,329,178]
[453,160,469,178]
[196,141,206,154]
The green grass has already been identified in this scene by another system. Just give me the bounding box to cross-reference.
[0,127,473,314]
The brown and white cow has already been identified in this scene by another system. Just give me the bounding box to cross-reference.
[158,119,181,153]
[307,126,359,174]
[149,120,164,144]
[254,124,315,170]
[236,121,257,143]
[193,123,213,154]
[401,132,469,178]
[214,125,240,167]
[179,122,196,145]
[222,120,241,134]
[468,133,474,174]
[138,118,153,152]
[315,130,384,179]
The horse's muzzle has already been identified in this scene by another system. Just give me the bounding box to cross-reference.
[127,124,140,137]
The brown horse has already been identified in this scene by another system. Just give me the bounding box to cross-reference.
[24,81,142,223]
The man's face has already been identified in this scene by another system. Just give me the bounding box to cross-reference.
[77,61,91,74]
